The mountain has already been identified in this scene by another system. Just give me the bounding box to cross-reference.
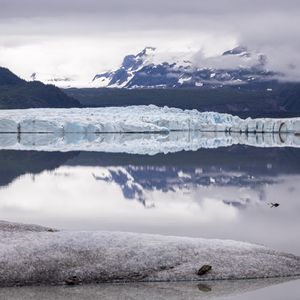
[0,67,81,109]
[92,46,277,89]
[0,67,24,86]
[65,81,300,118]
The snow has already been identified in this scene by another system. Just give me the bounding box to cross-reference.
[89,47,272,89]
[0,131,299,155]
[0,106,299,135]
[143,46,156,57]
[178,171,192,179]
[178,76,192,84]
[0,220,53,233]
[0,221,299,286]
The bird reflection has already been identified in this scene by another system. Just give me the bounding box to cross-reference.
[269,202,280,208]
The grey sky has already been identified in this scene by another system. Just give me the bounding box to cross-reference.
[1,0,298,17]
[0,0,299,84]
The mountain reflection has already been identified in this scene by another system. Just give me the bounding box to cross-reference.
[92,168,146,205]
[1,146,300,189]
[1,146,300,253]
[91,165,277,206]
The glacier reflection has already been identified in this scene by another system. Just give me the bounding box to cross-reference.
[0,131,299,154]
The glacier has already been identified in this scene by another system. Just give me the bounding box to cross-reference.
[0,105,300,134]
[0,106,300,154]
[0,220,299,287]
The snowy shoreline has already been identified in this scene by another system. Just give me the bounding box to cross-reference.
[0,220,299,287]
[0,105,300,134]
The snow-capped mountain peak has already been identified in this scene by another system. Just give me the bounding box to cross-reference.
[93,47,157,88]
[92,46,276,89]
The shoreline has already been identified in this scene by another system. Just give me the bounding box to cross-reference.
[1,220,300,287]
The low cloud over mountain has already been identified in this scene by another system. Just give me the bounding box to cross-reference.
[92,46,277,89]
[0,0,300,84]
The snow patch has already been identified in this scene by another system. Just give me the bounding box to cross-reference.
[178,76,192,85]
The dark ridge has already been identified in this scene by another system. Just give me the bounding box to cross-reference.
[64,81,300,118]
[0,67,81,109]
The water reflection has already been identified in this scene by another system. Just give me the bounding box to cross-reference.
[0,278,299,300]
[0,146,300,254]
[0,131,299,155]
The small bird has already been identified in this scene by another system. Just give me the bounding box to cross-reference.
[269,202,280,208]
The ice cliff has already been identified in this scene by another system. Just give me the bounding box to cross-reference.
[0,105,300,134]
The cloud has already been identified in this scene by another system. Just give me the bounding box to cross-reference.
[0,0,298,19]
[192,49,261,70]
[0,0,299,82]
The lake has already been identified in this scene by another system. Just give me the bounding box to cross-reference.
[0,134,299,298]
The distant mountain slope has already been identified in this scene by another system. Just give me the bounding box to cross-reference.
[0,67,81,109]
[65,81,300,118]
[92,46,277,89]
[0,67,24,86]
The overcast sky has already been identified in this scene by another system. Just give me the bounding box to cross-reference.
[0,0,300,84]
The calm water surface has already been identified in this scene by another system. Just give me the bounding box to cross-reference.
[1,278,300,299]
[0,144,300,299]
